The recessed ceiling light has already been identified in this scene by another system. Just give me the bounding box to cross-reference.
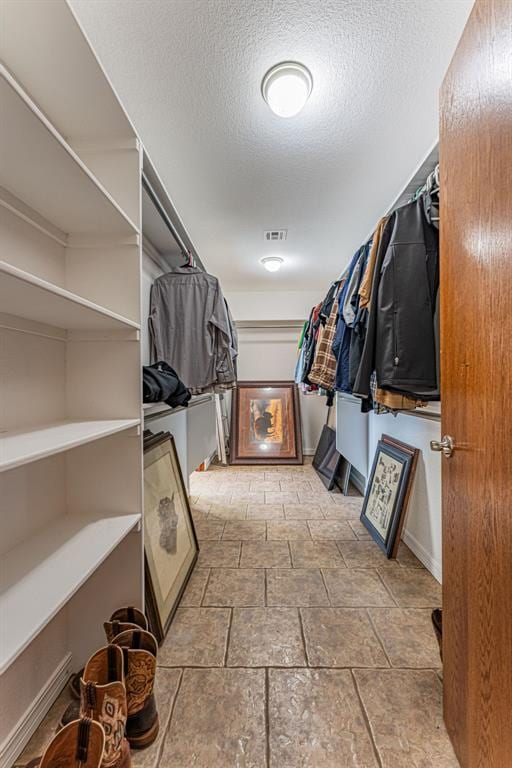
[261,61,313,118]
[261,256,284,272]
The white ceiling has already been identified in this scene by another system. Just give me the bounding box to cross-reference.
[71,0,472,292]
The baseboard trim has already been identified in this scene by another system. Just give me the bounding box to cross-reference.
[402,528,442,584]
[204,449,218,470]
[0,653,72,768]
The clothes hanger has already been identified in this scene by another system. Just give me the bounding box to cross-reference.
[179,250,196,268]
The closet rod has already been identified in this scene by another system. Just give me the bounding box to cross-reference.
[142,172,195,268]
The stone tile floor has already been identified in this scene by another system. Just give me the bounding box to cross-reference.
[16,460,459,768]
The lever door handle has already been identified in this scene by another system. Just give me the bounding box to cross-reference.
[430,435,455,458]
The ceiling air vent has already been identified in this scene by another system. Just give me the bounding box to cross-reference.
[264,229,287,242]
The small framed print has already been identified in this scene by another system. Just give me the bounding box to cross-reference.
[143,430,199,642]
[361,436,419,558]
[230,381,303,465]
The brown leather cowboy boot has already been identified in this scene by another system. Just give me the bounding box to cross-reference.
[80,645,131,768]
[25,717,105,768]
[112,629,159,749]
[69,608,148,699]
[104,607,148,644]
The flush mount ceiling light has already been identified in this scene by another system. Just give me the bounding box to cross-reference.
[261,61,313,118]
[261,256,284,272]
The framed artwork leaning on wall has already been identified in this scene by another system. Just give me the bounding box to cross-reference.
[360,434,419,558]
[143,430,199,642]
[230,381,303,465]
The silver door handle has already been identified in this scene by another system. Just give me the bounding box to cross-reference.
[430,435,455,458]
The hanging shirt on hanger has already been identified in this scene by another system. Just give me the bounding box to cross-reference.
[309,282,343,391]
[358,216,387,309]
[149,265,237,395]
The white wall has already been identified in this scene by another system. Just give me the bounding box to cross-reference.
[368,411,442,582]
[235,326,327,455]
[226,289,328,455]
[336,391,442,582]
[227,290,322,322]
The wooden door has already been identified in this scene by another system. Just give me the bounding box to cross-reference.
[440,0,512,765]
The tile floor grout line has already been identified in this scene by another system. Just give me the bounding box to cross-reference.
[350,668,384,768]
[335,539,350,567]
[153,667,185,768]
[265,667,271,768]
[199,568,214,607]
[223,607,234,667]
[297,608,310,667]
[373,567,399,606]
[365,607,393,668]
[156,661,442,671]
[319,567,332,606]
[264,568,268,607]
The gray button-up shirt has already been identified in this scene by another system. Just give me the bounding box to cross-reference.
[149,266,237,394]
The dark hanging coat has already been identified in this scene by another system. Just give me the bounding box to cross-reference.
[353,198,439,398]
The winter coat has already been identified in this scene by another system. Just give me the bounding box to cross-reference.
[353,198,439,398]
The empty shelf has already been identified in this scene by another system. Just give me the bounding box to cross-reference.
[0,67,137,237]
[0,511,141,672]
[0,418,140,472]
[0,261,140,331]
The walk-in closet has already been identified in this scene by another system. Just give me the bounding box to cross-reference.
[1,1,510,767]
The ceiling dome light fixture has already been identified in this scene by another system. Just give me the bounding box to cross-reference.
[261,256,284,272]
[261,61,313,118]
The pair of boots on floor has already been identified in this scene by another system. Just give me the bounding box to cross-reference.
[27,607,158,768]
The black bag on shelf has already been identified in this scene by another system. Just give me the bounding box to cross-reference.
[143,361,191,408]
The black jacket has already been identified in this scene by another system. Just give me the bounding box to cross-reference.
[143,362,191,408]
[353,198,439,398]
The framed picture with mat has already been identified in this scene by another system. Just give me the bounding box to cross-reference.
[143,430,199,642]
[230,381,303,465]
[360,434,419,558]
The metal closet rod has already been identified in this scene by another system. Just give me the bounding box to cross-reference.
[142,172,199,269]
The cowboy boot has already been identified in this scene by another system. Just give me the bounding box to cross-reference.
[24,717,105,768]
[112,629,159,749]
[104,607,148,644]
[80,645,131,768]
[69,608,148,699]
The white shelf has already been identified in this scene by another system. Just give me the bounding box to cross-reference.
[0,67,138,238]
[0,261,140,332]
[0,0,136,145]
[0,511,141,672]
[0,419,140,473]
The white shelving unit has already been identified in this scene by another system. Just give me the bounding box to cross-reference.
[0,419,140,473]
[0,511,141,673]
[0,261,140,332]
[0,3,144,765]
[0,69,138,237]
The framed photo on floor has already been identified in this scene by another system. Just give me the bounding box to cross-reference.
[230,381,303,465]
[360,435,419,558]
[143,430,199,642]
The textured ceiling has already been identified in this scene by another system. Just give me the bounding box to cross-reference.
[71,0,472,291]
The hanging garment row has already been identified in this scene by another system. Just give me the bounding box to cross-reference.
[296,165,440,414]
[149,264,238,395]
